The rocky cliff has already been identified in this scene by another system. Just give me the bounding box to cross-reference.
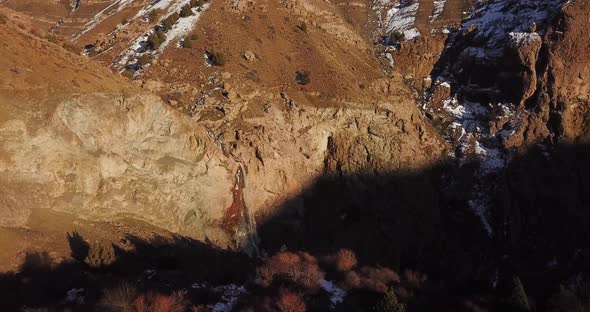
[0,16,445,252]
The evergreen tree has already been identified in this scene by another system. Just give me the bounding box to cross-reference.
[507,276,530,311]
[548,285,583,312]
[375,287,406,312]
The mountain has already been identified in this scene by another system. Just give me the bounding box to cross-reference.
[1,0,590,311]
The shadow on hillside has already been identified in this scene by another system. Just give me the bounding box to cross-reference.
[259,153,492,282]
[1,143,590,310]
[258,142,590,303]
[0,233,253,311]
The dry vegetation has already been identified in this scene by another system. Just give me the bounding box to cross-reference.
[255,251,324,290]
[334,248,357,272]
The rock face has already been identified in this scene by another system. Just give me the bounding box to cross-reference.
[0,23,445,251]
[539,0,590,141]
[425,0,589,152]
[407,0,590,269]
[1,93,234,244]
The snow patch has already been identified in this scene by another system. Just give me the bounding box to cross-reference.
[462,0,567,58]
[508,31,541,47]
[430,0,446,22]
[114,2,209,73]
[209,284,247,312]
[75,0,134,39]
[384,1,421,40]
[65,288,85,305]
[320,279,347,308]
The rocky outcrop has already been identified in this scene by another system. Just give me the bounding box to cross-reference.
[0,23,445,251]
[0,93,235,246]
[0,88,444,249]
[538,0,590,141]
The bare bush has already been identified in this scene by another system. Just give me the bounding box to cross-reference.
[276,289,306,312]
[135,291,186,312]
[344,266,399,293]
[401,269,427,290]
[100,281,137,312]
[334,249,357,272]
[256,251,325,290]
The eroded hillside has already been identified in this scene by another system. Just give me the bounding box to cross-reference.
[3,0,590,311]
[0,3,445,253]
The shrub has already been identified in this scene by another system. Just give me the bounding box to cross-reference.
[149,9,163,22]
[85,242,116,268]
[162,12,180,30]
[256,251,324,290]
[122,17,129,25]
[297,22,307,32]
[180,4,193,17]
[295,70,310,85]
[135,291,186,312]
[388,31,405,44]
[334,249,357,272]
[207,50,226,66]
[190,0,203,7]
[276,290,306,312]
[183,38,193,48]
[0,13,7,25]
[100,282,137,312]
[46,35,59,44]
[190,34,199,40]
[138,54,152,66]
[62,43,79,54]
[147,29,166,50]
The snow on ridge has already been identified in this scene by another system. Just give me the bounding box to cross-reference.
[115,2,209,73]
[75,0,134,39]
[384,1,421,40]
[428,89,518,237]
[416,1,566,239]
[462,0,567,55]
[134,0,196,21]
[430,0,446,23]
[508,31,541,48]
